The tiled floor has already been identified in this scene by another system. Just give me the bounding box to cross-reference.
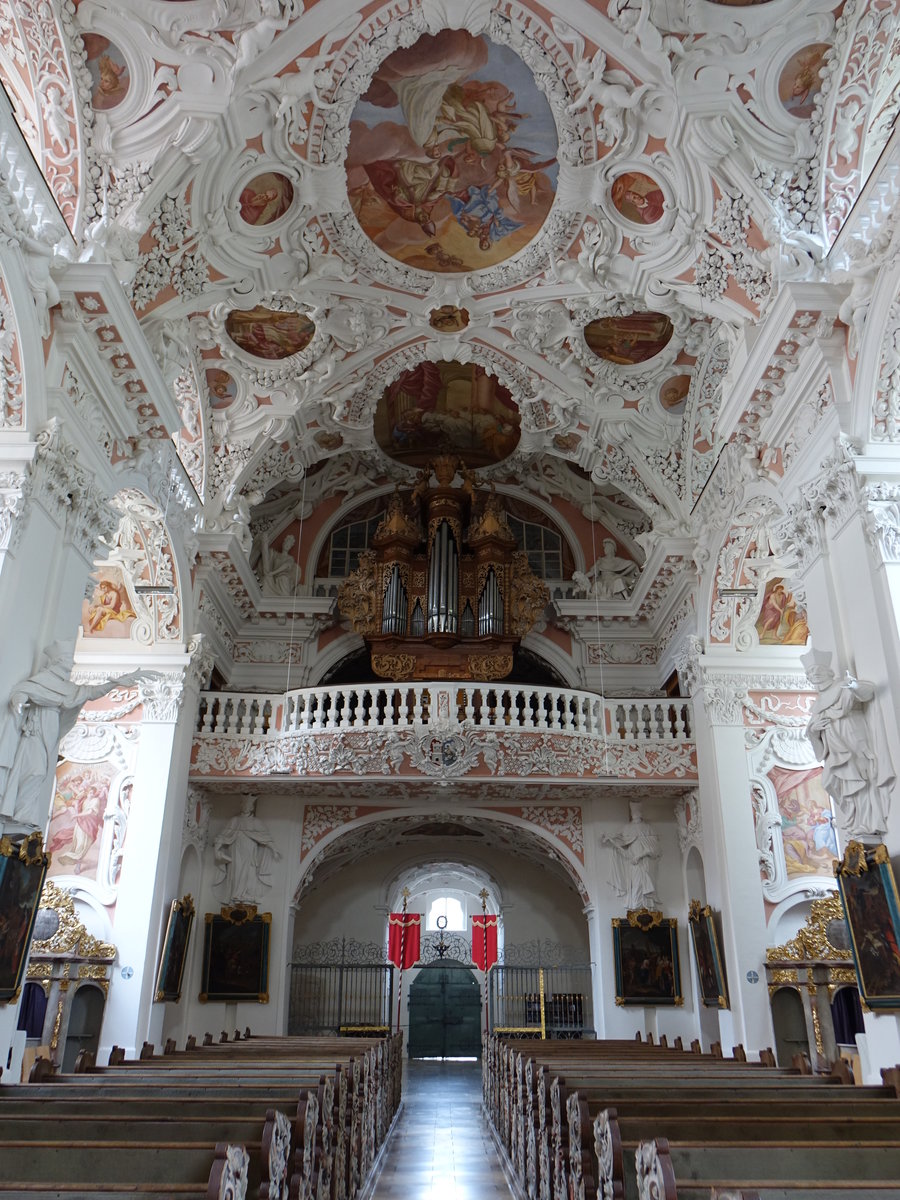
[369,1058,515,1198]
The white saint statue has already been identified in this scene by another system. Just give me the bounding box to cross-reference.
[803,648,894,841]
[572,538,637,599]
[602,800,660,910]
[0,641,139,833]
[259,531,299,597]
[214,796,281,904]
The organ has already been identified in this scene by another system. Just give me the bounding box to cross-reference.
[337,456,549,681]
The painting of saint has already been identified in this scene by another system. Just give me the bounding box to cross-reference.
[346,30,558,273]
[584,313,674,366]
[778,44,829,119]
[81,568,137,639]
[238,172,294,226]
[373,360,520,469]
[83,35,130,112]
[47,762,115,877]
[769,765,838,879]
[225,307,315,360]
[206,368,237,410]
[0,839,48,1003]
[755,577,810,646]
[837,848,900,1006]
[611,171,665,225]
[658,374,691,415]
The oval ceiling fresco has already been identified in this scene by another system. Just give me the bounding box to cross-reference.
[238,172,294,225]
[584,313,674,366]
[346,29,558,274]
[778,44,829,119]
[83,35,130,111]
[373,360,521,469]
[224,307,315,360]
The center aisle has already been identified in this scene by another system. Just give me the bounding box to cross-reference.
[368,1058,515,1199]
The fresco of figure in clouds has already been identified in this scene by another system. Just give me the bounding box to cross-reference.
[346,30,558,273]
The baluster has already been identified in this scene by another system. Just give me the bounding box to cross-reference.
[197,696,209,733]
[409,687,421,725]
[311,691,325,731]
[676,703,689,738]
[640,703,651,740]
[464,687,475,723]
[563,693,574,731]
[220,697,232,734]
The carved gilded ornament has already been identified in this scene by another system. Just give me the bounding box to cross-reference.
[765,892,852,964]
[337,550,380,637]
[30,880,116,961]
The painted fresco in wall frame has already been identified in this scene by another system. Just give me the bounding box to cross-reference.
[200,905,270,1004]
[835,842,900,1010]
[0,832,50,1004]
[155,894,195,1003]
[688,900,729,1009]
[612,908,683,1007]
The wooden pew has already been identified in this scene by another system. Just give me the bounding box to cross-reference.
[0,1033,402,1200]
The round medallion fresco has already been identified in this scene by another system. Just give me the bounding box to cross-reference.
[346,29,558,274]
[83,34,130,111]
[778,44,829,119]
[225,307,315,361]
[584,314,674,366]
[658,374,691,415]
[238,172,294,226]
[373,360,520,469]
[206,367,237,409]
[611,171,665,226]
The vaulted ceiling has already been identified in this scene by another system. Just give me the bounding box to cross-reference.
[2,0,896,680]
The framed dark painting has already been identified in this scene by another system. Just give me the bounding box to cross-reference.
[835,842,900,1010]
[0,832,50,1004]
[155,894,195,1003]
[688,900,729,1009]
[612,908,683,1006]
[200,905,270,1003]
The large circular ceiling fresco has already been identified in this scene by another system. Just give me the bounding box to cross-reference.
[373,361,521,469]
[346,30,559,274]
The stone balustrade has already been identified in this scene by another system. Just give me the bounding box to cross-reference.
[191,684,696,785]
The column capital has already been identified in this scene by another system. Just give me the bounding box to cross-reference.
[138,671,186,724]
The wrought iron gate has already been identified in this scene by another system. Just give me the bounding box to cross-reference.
[289,939,393,1035]
[488,964,594,1038]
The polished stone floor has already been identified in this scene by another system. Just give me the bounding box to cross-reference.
[368,1058,515,1198]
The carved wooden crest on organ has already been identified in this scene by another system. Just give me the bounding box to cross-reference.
[337,457,548,681]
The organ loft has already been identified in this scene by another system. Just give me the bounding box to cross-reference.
[1,0,900,1196]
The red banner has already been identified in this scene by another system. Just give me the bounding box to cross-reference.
[388,912,420,969]
[472,914,498,972]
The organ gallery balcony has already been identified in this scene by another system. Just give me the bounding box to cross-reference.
[190,683,696,785]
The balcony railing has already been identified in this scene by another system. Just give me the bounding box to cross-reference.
[196,683,692,745]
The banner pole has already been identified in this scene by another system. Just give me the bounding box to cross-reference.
[479,888,490,1048]
[396,887,409,1037]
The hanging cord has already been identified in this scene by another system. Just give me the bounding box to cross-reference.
[587,482,611,776]
[282,470,308,729]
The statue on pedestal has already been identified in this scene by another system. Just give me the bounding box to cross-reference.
[572,538,637,599]
[0,641,139,834]
[802,648,894,841]
[602,800,660,910]
[213,795,281,905]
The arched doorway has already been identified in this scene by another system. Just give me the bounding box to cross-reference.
[408,960,482,1059]
[771,986,810,1068]
[61,984,106,1072]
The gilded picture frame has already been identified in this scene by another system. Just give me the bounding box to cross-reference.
[612,908,683,1007]
[154,894,195,1003]
[200,905,270,1004]
[835,842,900,1010]
[0,832,50,1004]
[688,900,729,1009]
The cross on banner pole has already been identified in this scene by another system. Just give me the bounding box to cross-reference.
[396,887,409,1036]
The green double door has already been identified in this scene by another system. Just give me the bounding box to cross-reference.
[407,960,482,1059]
